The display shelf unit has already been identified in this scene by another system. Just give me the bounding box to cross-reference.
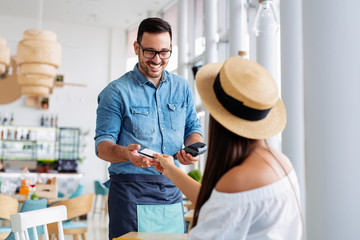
[0,140,36,161]
[58,127,80,161]
[0,139,37,170]
[0,125,80,171]
[0,125,59,162]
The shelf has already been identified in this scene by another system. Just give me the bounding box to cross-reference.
[0,125,80,171]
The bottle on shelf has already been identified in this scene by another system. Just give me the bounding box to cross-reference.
[55,114,58,127]
[45,115,49,127]
[2,113,7,125]
[7,129,11,140]
[20,129,24,140]
[14,128,18,140]
[40,114,44,126]
[26,130,31,140]
[50,114,54,127]
[10,113,14,125]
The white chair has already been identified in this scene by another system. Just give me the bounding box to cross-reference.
[49,193,94,240]
[10,205,67,240]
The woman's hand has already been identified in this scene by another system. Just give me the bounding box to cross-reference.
[151,154,175,177]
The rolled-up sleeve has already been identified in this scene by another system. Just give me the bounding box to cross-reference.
[184,83,203,139]
[94,84,123,155]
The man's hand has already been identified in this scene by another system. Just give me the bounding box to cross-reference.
[126,144,152,168]
[175,150,199,165]
[179,133,203,165]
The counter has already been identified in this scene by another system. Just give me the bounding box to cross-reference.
[0,172,82,197]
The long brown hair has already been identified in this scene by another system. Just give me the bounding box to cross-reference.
[192,115,256,227]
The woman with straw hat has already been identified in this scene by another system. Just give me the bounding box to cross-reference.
[151,57,303,239]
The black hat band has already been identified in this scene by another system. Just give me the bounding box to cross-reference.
[213,73,271,121]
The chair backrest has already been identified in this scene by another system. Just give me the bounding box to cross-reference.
[0,194,19,221]
[69,184,84,199]
[50,193,94,219]
[94,180,108,195]
[6,199,48,240]
[10,205,67,240]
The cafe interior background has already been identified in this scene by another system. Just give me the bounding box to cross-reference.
[0,0,359,239]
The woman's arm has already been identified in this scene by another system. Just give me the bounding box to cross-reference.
[152,154,201,204]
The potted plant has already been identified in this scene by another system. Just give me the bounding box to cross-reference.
[40,98,49,109]
[187,169,202,182]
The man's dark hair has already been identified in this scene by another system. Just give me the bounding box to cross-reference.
[137,17,172,43]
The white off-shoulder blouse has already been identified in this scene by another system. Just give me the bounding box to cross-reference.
[189,171,303,240]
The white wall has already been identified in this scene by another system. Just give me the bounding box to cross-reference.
[0,15,127,194]
[303,1,360,238]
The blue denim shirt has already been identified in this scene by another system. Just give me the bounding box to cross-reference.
[95,64,203,175]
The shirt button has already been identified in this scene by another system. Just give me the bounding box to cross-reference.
[161,127,164,130]
[158,108,161,111]
[163,147,166,150]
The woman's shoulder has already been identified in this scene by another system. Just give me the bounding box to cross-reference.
[215,149,293,193]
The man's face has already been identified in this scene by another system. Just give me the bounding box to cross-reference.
[134,32,171,83]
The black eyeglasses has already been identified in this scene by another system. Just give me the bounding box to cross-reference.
[137,42,172,59]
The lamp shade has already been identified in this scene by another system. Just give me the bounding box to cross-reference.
[0,37,10,75]
[16,29,61,96]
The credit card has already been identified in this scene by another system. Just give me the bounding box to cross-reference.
[138,148,159,159]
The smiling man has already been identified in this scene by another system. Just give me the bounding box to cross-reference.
[94,18,203,239]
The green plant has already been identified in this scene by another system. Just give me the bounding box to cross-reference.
[187,169,202,182]
[30,191,39,200]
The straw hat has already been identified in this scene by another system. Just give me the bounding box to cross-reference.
[196,57,286,140]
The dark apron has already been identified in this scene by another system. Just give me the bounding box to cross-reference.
[108,174,185,239]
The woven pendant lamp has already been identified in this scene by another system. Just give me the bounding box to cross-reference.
[0,37,10,75]
[16,29,61,96]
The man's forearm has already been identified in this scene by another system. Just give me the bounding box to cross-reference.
[184,132,203,147]
[97,141,128,163]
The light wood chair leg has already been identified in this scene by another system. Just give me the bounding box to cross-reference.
[73,234,79,240]
[105,194,108,215]
[93,195,98,214]
[93,193,108,215]
[101,195,106,213]
[81,233,86,240]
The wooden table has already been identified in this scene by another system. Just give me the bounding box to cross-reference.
[115,232,188,240]
[183,200,194,210]
[16,196,67,204]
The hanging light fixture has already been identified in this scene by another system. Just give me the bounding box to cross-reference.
[16,0,61,97]
[16,29,61,96]
[252,0,280,73]
[0,37,10,76]
[252,0,281,151]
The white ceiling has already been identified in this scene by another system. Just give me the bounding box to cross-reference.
[0,0,176,30]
